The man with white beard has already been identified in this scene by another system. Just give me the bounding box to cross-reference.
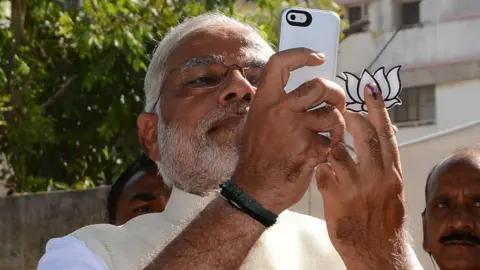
[38,13,423,270]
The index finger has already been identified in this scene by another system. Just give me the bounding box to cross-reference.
[344,110,383,170]
[255,48,325,104]
[364,84,400,170]
[287,78,347,114]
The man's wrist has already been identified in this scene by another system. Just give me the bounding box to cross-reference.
[219,180,278,227]
[340,235,412,270]
[230,169,284,215]
[207,195,267,233]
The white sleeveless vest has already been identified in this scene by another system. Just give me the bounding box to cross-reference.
[71,187,345,270]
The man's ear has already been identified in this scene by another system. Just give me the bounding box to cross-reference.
[422,210,430,252]
[137,113,160,162]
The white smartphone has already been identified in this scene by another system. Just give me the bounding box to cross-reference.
[278,7,341,110]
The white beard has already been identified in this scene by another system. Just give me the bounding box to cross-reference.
[156,102,248,195]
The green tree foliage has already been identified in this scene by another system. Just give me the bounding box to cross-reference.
[0,0,344,194]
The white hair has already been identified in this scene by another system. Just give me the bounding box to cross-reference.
[143,12,272,112]
[145,12,275,194]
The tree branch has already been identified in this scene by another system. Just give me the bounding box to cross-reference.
[3,0,29,126]
[11,0,28,44]
[41,75,78,108]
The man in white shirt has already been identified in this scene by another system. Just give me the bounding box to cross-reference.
[38,12,423,270]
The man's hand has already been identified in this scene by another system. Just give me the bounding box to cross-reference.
[141,48,347,270]
[234,47,347,214]
[316,84,410,270]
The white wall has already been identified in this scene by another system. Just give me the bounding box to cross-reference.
[337,0,480,76]
[420,0,480,24]
[396,79,480,143]
[338,16,480,74]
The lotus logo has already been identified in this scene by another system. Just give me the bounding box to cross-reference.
[337,65,403,112]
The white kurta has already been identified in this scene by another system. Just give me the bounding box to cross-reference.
[38,187,424,270]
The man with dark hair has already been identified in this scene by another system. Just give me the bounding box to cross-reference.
[107,154,170,225]
[422,148,480,270]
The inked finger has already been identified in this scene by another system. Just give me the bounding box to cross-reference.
[287,78,346,113]
[364,84,400,169]
[343,110,383,170]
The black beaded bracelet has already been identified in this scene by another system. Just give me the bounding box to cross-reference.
[219,179,278,227]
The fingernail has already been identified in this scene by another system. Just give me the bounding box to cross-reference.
[317,53,325,59]
[366,84,378,100]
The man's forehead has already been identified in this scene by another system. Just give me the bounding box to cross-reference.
[186,25,268,50]
[429,154,480,191]
[178,53,269,70]
[167,26,273,70]
[124,171,147,188]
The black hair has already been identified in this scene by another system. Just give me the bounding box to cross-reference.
[423,163,440,252]
[107,154,158,224]
[424,164,438,203]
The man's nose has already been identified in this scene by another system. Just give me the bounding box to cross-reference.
[217,70,255,106]
[448,208,475,230]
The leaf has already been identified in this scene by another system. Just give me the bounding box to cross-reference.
[2,0,344,193]
[18,61,30,75]
[54,182,70,190]
[102,147,110,160]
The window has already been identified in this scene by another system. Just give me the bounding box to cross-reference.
[347,6,362,24]
[401,1,420,27]
[389,85,436,125]
[347,4,369,28]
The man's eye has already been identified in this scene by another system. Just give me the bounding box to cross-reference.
[245,69,265,87]
[247,76,261,87]
[435,202,448,208]
[186,77,219,88]
[134,206,152,213]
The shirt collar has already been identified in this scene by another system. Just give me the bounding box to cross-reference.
[162,186,219,224]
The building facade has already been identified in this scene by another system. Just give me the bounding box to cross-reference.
[337,0,480,143]
[292,1,480,269]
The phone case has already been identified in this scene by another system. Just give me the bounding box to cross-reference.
[278,7,341,109]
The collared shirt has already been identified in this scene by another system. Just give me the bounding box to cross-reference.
[38,187,424,270]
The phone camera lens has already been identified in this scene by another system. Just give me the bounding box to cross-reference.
[290,14,296,21]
